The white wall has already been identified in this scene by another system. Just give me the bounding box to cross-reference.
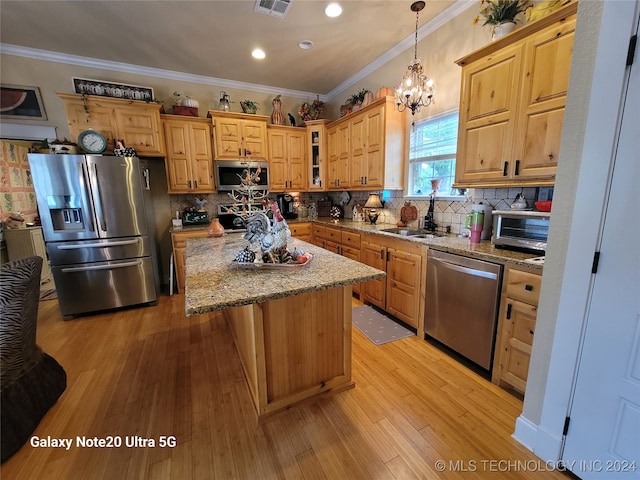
[514,0,639,459]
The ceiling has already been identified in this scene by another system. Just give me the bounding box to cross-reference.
[0,0,461,99]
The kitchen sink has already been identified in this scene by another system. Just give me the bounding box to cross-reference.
[380,227,446,238]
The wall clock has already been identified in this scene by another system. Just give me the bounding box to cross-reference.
[78,129,107,154]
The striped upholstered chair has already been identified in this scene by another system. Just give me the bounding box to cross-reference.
[0,256,66,462]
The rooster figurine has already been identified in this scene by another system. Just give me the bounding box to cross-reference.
[243,202,291,263]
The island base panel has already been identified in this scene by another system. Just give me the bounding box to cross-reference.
[225,285,354,419]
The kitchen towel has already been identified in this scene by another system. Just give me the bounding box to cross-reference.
[352,305,414,345]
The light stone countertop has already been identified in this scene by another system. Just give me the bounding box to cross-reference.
[184,233,386,316]
[302,218,544,269]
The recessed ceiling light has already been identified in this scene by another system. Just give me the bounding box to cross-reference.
[325,2,342,18]
[298,40,314,50]
[252,48,266,59]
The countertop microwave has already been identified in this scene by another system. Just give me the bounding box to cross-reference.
[215,160,269,191]
[491,210,551,253]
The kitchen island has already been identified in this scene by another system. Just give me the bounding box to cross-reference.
[184,233,385,420]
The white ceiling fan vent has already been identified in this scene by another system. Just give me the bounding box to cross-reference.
[254,0,292,18]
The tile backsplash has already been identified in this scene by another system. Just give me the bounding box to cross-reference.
[169,186,549,237]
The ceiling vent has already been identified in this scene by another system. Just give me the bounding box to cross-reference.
[254,0,292,18]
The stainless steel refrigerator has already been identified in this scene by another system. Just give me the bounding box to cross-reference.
[28,154,160,319]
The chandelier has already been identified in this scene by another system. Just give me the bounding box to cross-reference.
[395,1,434,116]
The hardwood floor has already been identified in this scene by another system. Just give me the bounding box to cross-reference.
[2,295,572,480]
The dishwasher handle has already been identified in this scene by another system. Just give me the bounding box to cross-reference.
[431,257,498,281]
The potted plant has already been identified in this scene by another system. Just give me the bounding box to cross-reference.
[473,0,531,39]
[240,100,259,114]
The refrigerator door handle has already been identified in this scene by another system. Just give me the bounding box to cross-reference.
[92,163,107,233]
[55,239,140,250]
[143,167,151,190]
[79,162,97,233]
[61,260,142,273]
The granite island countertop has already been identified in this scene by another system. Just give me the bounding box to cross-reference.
[184,233,386,316]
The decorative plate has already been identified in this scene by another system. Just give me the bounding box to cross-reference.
[231,253,313,270]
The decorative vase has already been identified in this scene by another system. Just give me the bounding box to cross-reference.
[362,91,375,107]
[271,95,285,125]
[492,21,517,40]
[431,178,441,193]
[376,86,394,99]
[208,218,225,237]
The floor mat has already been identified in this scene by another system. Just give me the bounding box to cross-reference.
[352,305,414,345]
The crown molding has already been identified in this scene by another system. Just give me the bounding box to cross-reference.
[0,43,328,102]
[326,0,476,100]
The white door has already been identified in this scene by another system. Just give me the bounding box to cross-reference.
[562,15,640,478]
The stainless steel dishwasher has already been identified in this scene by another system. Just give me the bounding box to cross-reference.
[424,249,503,371]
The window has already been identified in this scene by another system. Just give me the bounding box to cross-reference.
[408,112,459,197]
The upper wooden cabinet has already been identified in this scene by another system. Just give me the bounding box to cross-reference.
[162,115,215,194]
[326,96,405,191]
[267,125,307,192]
[454,2,577,188]
[208,111,268,160]
[58,93,165,156]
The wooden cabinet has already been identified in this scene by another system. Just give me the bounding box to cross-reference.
[5,226,53,287]
[311,224,361,295]
[58,93,165,156]
[360,233,424,330]
[326,97,404,191]
[360,239,387,308]
[209,111,268,160]
[171,229,210,293]
[306,119,330,190]
[454,2,577,188]
[327,122,350,189]
[493,265,542,394]
[162,115,215,193]
[267,125,306,191]
[289,222,312,242]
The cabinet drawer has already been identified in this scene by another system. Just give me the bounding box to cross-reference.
[290,222,312,238]
[341,230,361,249]
[312,224,326,240]
[505,269,541,305]
[325,226,342,243]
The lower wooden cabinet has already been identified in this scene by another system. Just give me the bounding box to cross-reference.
[312,224,361,295]
[289,222,312,242]
[360,233,424,330]
[493,265,542,394]
[171,230,210,293]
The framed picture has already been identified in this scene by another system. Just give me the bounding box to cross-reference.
[71,77,154,101]
[0,84,47,120]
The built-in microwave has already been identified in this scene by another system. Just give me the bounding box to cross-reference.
[215,160,269,191]
[491,210,551,253]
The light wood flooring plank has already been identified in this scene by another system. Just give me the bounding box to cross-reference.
[1,295,572,480]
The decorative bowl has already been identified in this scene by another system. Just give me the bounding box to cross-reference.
[535,201,552,212]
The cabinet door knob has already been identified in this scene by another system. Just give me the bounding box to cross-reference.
[515,160,521,176]
[525,284,533,291]
[503,161,509,176]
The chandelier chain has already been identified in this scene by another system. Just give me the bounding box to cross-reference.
[414,9,419,60]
